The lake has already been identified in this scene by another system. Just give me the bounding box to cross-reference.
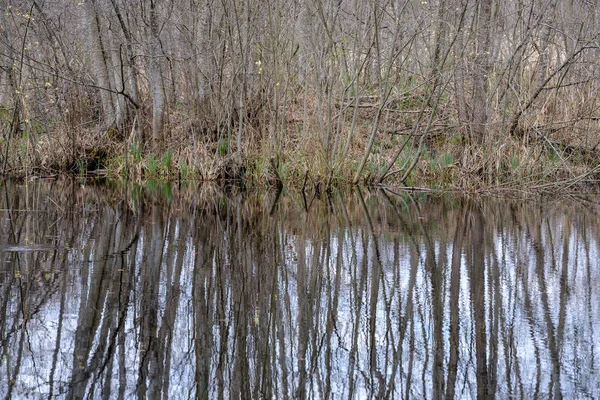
[0,180,598,399]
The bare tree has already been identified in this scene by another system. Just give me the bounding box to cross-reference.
[148,0,166,143]
[471,0,493,144]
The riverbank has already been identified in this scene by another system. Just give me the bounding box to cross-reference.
[2,106,599,194]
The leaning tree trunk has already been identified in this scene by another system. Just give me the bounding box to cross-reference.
[0,0,11,107]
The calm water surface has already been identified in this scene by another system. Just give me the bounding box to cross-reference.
[0,180,599,399]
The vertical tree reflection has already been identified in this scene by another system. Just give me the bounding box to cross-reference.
[1,182,600,399]
[467,202,489,399]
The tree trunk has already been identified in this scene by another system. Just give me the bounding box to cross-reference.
[108,28,126,128]
[0,0,10,107]
[194,2,211,104]
[109,0,143,142]
[453,2,469,129]
[534,1,557,91]
[83,0,116,128]
[471,0,493,144]
[149,0,165,143]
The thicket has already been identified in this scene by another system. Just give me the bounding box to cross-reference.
[1,0,599,191]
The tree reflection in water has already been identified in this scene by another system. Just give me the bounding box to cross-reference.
[0,181,598,399]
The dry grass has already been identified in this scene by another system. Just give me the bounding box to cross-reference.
[1,80,599,194]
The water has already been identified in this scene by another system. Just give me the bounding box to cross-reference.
[0,180,599,399]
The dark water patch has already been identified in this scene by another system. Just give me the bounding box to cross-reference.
[0,180,599,399]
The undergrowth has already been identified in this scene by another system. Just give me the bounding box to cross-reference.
[1,91,599,194]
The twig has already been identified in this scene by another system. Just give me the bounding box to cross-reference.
[47,196,65,213]
[301,169,309,194]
